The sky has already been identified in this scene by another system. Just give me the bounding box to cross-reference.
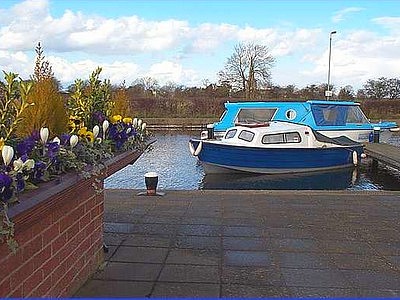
[0,0,399,90]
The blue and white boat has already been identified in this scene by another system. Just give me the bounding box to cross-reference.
[190,121,364,174]
[202,100,399,143]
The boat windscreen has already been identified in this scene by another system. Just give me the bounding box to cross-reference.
[236,108,277,124]
[311,104,369,126]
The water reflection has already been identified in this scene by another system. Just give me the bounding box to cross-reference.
[105,131,400,191]
[200,168,359,190]
[357,161,400,190]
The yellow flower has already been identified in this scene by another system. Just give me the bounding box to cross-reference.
[68,116,83,133]
[111,115,122,124]
[123,117,132,124]
[69,115,82,125]
[77,127,94,143]
[68,120,76,132]
[85,131,95,143]
[78,127,88,136]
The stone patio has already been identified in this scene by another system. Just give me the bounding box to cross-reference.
[75,189,400,297]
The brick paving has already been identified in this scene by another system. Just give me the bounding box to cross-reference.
[75,189,400,297]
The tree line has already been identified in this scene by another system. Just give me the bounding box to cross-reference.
[117,42,400,102]
[121,77,400,102]
[3,42,399,121]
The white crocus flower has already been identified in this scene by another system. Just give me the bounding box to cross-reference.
[126,128,132,134]
[40,127,49,144]
[141,123,147,131]
[133,118,138,127]
[13,158,24,172]
[102,120,109,140]
[2,145,14,166]
[102,120,109,133]
[137,119,142,129]
[93,125,100,139]
[24,159,35,170]
[52,137,61,145]
[70,135,79,148]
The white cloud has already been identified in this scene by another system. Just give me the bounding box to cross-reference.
[300,30,400,89]
[237,27,322,57]
[372,17,400,34]
[189,23,238,52]
[332,7,364,23]
[148,61,198,85]
[47,56,140,86]
[1,0,400,90]
[0,0,190,54]
[0,50,32,78]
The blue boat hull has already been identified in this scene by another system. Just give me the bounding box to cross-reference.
[190,139,364,174]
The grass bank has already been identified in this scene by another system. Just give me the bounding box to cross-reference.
[144,117,400,126]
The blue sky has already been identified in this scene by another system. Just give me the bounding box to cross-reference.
[1,0,399,90]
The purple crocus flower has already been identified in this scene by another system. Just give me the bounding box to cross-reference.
[33,161,47,182]
[30,130,41,142]
[0,172,13,203]
[92,111,106,124]
[16,136,36,157]
[46,141,60,159]
[15,173,25,192]
[60,133,71,147]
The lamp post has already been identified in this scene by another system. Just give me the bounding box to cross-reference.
[325,30,337,100]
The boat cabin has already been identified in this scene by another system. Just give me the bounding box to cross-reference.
[210,100,398,142]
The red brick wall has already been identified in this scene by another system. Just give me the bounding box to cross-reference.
[0,175,104,297]
[0,149,143,297]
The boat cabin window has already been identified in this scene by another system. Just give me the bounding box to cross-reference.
[236,108,277,124]
[219,110,227,121]
[225,129,237,139]
[285,109,297,120]
[285,132,301,143]
[262,132,301,144]
[238,130,255,142]
[311,104,369,126]
[262,133,284,144]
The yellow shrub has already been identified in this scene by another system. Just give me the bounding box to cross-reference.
[16,78,68,137]
[111,85,130,117]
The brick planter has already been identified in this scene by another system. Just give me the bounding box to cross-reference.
[0,149,143,297]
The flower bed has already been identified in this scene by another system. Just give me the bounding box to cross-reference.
[0,46,151,297]
[0,149,143,297]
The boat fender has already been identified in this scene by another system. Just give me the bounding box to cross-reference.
[189,141,203,156]
[352,151,358,166]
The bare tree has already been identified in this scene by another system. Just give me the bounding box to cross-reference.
[218,43,275,100]
[132,77,159,96]
[387,78,400,99]
[33,42,53,81]
[363,78,388,99]
[338,85,355,100]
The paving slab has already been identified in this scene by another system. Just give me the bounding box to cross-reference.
[75,280,153,297]
[74,189,400,297]
[151,282,220,297]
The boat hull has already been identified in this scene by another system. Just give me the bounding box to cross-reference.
[190,139,364,174]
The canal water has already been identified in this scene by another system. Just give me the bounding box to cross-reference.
[105,131,400,191]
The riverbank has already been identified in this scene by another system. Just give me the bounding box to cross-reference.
[143,117,217,126]
[143,117,400,126]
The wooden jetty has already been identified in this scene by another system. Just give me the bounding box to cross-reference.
[364,142,400,169]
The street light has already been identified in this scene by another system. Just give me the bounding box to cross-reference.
[325,30,337,100]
